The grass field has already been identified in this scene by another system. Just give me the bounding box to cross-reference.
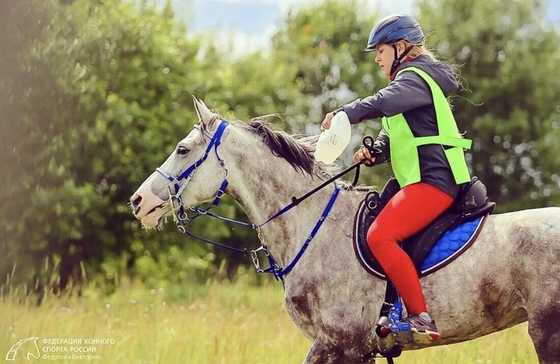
[1,278,539,363]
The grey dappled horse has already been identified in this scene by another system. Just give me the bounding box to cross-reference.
[131,97,560,364]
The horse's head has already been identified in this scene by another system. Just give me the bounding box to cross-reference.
[130,97,230,229]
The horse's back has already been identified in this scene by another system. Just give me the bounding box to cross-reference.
[489,206,560,248]
[475,207,560,271]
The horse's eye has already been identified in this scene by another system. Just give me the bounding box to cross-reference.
[177,146,189,156]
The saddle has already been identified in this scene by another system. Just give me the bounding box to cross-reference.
[353,177,496,279]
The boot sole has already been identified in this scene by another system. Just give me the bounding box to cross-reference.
[411,329,440,344]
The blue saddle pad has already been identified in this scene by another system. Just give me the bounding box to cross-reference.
[419,217,483,273]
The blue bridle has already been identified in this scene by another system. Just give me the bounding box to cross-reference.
[154,120,341,283]
[156,121,230,224]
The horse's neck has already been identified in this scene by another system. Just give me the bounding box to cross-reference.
[226,150,339,266]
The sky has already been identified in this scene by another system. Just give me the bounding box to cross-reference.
[169,0,560,55]
[170,0,418,53]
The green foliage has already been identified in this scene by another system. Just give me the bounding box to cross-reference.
[1,0,559,291]
[272,0,380,100]
[0,0,231,291]
[269,0,393,186]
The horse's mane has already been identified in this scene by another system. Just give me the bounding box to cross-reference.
[245,117,315,175]
[211,115,368,191]
[235,117,368,191]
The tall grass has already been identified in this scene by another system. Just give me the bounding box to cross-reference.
[1,277,538,363]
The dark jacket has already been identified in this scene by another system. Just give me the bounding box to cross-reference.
[339,55,466,198]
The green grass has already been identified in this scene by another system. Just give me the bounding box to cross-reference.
[1,279,538,363]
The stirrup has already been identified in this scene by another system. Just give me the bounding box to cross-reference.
[376,302,437,346]
[376,302,410,333]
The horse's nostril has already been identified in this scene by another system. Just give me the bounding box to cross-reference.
[132,195,142,215]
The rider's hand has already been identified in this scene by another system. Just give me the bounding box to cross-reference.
[353,146,376,165]
[321,112,335,131]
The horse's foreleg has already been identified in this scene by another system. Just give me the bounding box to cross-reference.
[303,337,375,364]
[303,338,345,364]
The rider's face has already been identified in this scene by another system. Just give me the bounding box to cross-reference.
[375,42,407,78]
[375,43,395,78]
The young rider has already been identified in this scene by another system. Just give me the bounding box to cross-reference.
[321,14,472,340]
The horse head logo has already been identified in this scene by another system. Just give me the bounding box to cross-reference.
[5,337,40,361]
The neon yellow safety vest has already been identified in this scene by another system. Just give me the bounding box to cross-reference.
[381,66,472,187]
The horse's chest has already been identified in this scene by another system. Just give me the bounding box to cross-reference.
[283,282,323,337]
[285,288,315,315]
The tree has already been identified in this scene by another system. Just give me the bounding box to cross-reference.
[269,0,394,187]
[0,0,230,292]
[417,0,560,211]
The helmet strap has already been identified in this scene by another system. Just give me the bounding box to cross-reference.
[390,44,413,77]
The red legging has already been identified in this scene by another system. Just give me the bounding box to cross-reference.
[367,182,454,315]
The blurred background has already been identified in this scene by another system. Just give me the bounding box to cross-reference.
[1,0,560,297]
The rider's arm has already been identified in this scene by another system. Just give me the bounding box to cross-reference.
[337,72,433,124]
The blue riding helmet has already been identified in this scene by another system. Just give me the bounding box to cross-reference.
[364,14,424,52]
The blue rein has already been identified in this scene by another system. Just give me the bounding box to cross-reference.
[268,185,340,280]
[155,120,341,283]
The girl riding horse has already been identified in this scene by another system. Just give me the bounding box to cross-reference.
[321,14,472,342]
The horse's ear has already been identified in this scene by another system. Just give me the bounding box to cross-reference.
[192,96,218,131]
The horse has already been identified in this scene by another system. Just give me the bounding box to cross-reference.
[130,97,560,364]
